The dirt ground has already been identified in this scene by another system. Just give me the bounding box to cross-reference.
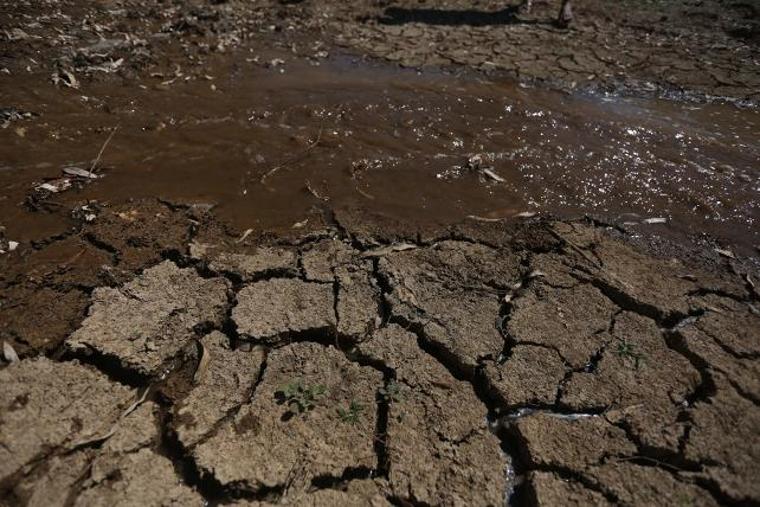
[1,0,760,506]
[2,0,759,102]
[1,203,759,506]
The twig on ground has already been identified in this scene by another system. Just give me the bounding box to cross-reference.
[260,127,323,185]
[91,125,119,173]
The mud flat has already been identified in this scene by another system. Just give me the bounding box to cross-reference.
[1,0,759,505]
[1,201,759,505]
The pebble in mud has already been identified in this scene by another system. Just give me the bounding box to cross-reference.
[0,358,134,483]
[358,325,508,505]
[67,260,229,377]
[192,342,382,492]
[232,278,336,343]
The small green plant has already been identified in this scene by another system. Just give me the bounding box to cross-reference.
[676,494,694,506]
[277,381,327,414]
[616,339,644,369]
[379,381,403,403]
[337,400,365,425]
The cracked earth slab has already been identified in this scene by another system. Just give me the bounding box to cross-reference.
[378,240,523,372]
[173,331,266,449]
[0,358,134,485]
[560,311,700,453]
[358,325,508,505]
[67,260,229,377]
[233,478,391,506]
[1,215,759,505]
[192,342,382,493]
[232,279,336,344]
[190,242,299,281]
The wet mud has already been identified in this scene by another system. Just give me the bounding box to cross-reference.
[1,0,760,505]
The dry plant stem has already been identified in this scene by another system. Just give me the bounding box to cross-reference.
[91,126,119,173]
[260,127,324,185]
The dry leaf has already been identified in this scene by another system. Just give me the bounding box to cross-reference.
[481,168,506,183]
[236,228,253,244]
[36,178,72,193]
[3,341,20,363]
[715,248,736,259]
[362,243,418,258]
[63,166,101,179]
[193,340,211,385]
[466,215,507,223]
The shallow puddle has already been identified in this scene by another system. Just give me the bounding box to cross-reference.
[1,49,758,249]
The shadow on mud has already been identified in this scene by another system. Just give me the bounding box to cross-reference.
[377,5,539,27]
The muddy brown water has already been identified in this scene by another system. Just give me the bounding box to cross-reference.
[2,50,759,251]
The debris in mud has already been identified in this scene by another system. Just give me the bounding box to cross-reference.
[33,178,72,195]
[71,202,101,223]
[52,68,80,89]
[0,107,34,128]
[438,153,507,184]
[0,226,19,254]
[62,167,102,180]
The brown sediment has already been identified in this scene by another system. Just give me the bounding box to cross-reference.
[1,1,759,505]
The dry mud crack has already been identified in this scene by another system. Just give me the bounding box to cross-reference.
[1,204,759,506]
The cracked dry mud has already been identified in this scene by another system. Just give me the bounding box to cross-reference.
[1,203,759,506]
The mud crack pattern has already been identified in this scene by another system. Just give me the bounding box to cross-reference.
[1,200,759,506]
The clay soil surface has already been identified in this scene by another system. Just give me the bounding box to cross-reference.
[1,0,760,506]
